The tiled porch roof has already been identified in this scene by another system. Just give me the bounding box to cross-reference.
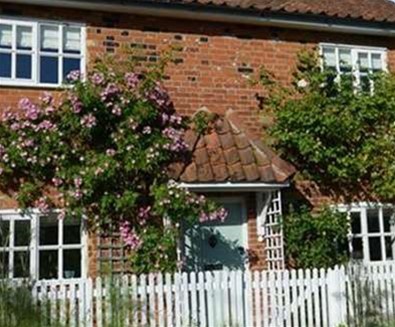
[176,109,295,184]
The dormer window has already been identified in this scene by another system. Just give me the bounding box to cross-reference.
[0,18,85,87]
[321,44,387,92]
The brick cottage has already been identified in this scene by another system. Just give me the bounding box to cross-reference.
[0,0,395,280]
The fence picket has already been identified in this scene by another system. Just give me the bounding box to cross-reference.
[283,269,291,326]
[235,270,244,327]
[213,270,223,326]
[148,273,156,327]
[290,270,299,327]
[245,270,254,327]
[254,271,262,327]
[262,271,269,327]
[174,272,182,327]
[298,269,306,327]
[229,270,238,327]
[164,273,173,327]
[198,271,207,327]
[181,272,190,327]
[69,281,77,327]
[222,270,230,327]
[206,271,215,327]
[157,273,165,327]
[190,272,198,326]
[319,268,328,327]
[140,274,148,326]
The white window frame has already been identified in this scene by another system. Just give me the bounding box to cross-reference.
[0,209,88,280]
[0,16,86,88]
[337,203,395,264]
[319,43,387,91]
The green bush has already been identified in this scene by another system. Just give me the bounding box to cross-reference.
[283,206,349,269]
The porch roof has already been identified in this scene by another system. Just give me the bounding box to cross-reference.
[171,108,295,185]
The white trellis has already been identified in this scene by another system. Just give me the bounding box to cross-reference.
[256,191,284,270]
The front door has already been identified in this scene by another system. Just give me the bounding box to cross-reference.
[184,197,248,271]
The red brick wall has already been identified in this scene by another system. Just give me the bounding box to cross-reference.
[2,3,395,273]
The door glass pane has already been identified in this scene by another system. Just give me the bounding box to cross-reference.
[15,220,30,246]
[39,250,58,279]
[14,251,29,278]
[369,237,382,261]
[352,237,363,260]
[16,54,32,79]
[63,249,81,278]
[0,251,9,277]
[385,236,394,260]
[16,26,32,50]
[383,208,394,233]
[351,212,361,234]
[367,209,380,233]
[63,27,81,54]
[0,53,12,78]
[0,24,12,49]
[40,25,59,52]
[0,220,10,247]
[39,216,58,245]
[63,58,80,81]
[64,222,81,245]
[40,56,58,84]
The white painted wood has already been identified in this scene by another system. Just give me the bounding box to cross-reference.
[148,273,156,327]
[190,271,198,326]
[229,270,238,327]
[164,273,173,327]
[298,269,306,327]
[213,270,223,326]
[290,270,299,327]
[235,270,244,327]
[245,270,254,327]
[140,274,148,326]
[305,269,313,326]
[283,269,291,326]
[181,272,190,327]
[131,275,139,324]
[26,263,395,327]
[254,271,262,327]
[198,271,207,327]
[157,273,165,327]
[206,271,215,327]
[319,268,328,327]
[262,271,269,327]
[174,272,182,327]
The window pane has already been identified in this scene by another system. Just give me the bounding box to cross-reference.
[383,208,394,233]
[352,237,363,260]
[369,237,382,261]
[14,251,29,278]
[0,53,12,78]
[385,236,394,260]
[39,250,58,279]
[16,54,32,79]
[0,220,9,247]
[63,58,80,81]
[16,26,32,50]
[0,251,9,278]
[63,27,81,54]
[15,220,30,246]
[40,25,59,52]
[351,212,362,234]
[39,216,58,245]
[40,56,58,84]
[0,24,12,49]
[323,47,336,68]
[372,53,383,72]
[63,249,81,278]
[358,53,369,72]
[339,49,352,73]
[64,222,81,245]
[367,209,380,233]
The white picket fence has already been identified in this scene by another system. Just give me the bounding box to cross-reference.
[31,262,395,327]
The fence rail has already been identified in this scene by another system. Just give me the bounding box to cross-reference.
[30,262,395,327]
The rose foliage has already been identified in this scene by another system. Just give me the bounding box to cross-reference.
[0,63,227,273]
[265,50,395,201]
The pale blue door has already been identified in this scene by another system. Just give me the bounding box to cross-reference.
[184,199,248,271]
